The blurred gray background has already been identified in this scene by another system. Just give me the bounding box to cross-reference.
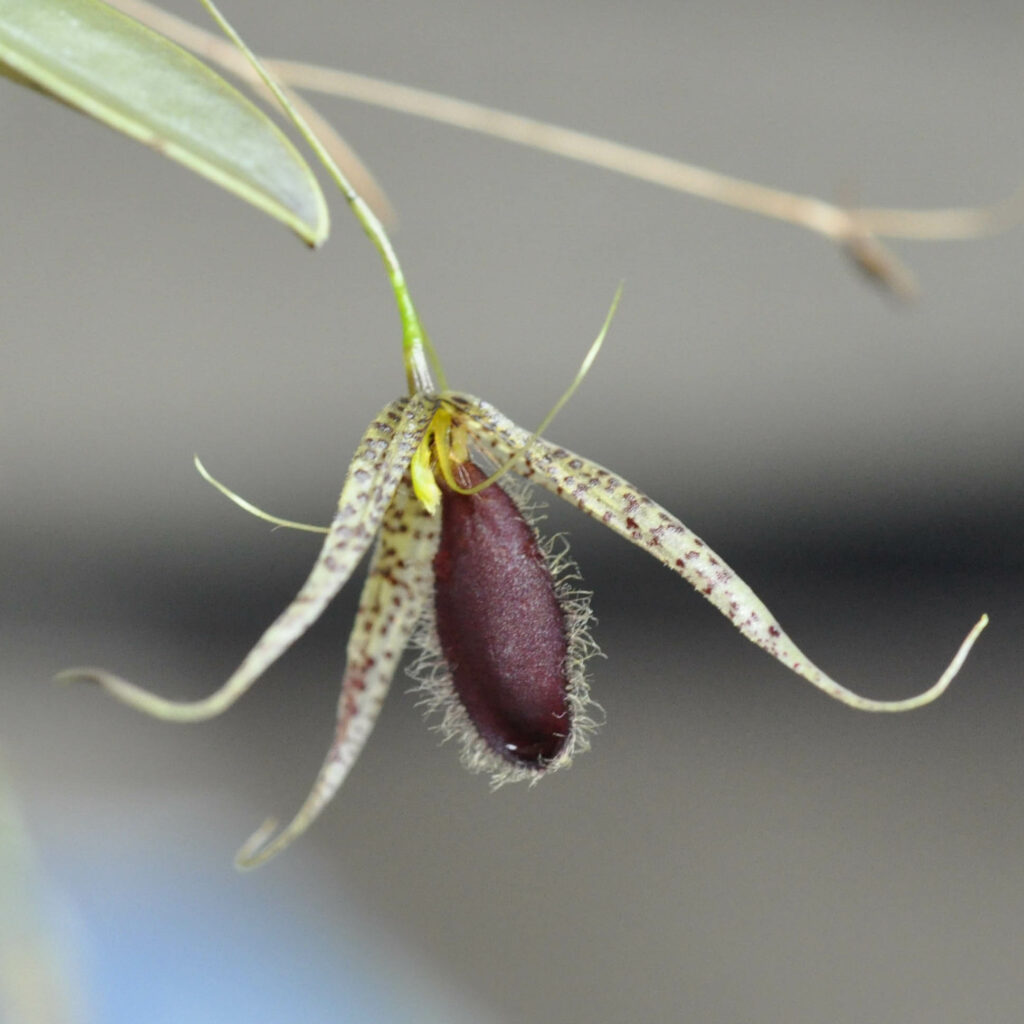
[3,1,1024,1021]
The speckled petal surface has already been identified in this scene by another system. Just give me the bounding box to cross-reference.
[236,471,440,867]
[61,395,436,721]
[448,393,985,712]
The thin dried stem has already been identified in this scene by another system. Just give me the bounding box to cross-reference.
[108,0,1024,297]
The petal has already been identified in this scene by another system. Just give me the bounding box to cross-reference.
[449,394,987,712]
[58,395,436,720]
[235,473,439,868]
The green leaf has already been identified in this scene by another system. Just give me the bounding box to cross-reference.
[0,0,328,245]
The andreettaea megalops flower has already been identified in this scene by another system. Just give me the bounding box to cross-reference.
[59,1,989,869]
[61,376,989,867]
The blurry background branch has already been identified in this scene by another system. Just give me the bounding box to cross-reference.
[111,0,1024,298]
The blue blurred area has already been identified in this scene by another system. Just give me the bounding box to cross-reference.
[22,807,495,1024]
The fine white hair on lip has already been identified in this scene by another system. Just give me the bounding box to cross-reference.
[406,456,599,787]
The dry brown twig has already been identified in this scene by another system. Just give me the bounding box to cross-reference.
[112,0,1024,297]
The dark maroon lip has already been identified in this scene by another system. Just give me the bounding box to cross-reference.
[434,461,572,768]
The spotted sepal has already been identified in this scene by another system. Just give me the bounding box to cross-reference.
[449,393,986,713]
[58,395,437,721]
[236,472,440,867]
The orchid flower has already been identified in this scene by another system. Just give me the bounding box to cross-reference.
[59,1,988,869]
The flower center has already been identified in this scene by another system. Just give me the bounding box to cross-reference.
[410,404,469,515]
